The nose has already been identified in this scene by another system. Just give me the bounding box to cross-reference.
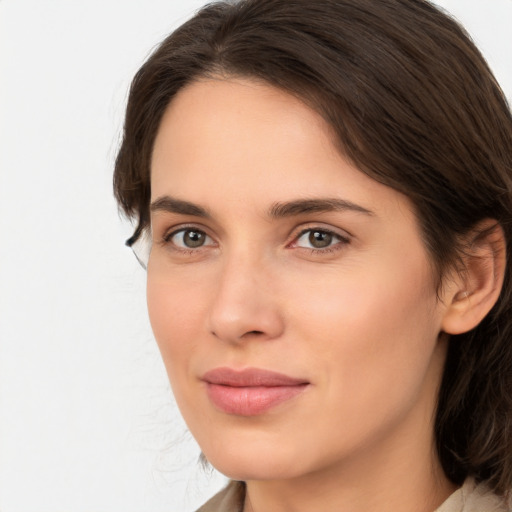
[207,254,285,344]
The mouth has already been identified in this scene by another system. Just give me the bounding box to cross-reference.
[201,367,310,416]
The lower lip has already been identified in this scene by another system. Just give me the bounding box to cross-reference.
[206,383,308,416]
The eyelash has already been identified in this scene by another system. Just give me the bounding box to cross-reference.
[161,225,216,254]
[159,225,351,256]
[290,227,350,254]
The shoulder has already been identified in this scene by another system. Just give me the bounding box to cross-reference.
[195,481,246,512]
[436,478,511,512]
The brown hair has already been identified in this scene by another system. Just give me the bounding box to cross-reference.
[114,0,512,493]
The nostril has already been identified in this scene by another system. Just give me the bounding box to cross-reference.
[210,329,264,339]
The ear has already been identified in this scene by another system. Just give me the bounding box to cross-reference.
[441,220,506,335]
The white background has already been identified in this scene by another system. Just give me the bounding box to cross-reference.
[0,1,511,511]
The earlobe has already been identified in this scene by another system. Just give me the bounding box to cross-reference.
[441,220,506,335]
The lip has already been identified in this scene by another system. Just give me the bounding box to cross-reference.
[202,367,309,416]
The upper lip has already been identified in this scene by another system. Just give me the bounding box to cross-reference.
[202,367,309,387]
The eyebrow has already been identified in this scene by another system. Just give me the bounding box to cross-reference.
[269,198,374,218]
[150,196,211,218]
[150,195,374,219]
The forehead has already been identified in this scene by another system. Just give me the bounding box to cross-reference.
[151,77,335,183]
[150,77,412,220]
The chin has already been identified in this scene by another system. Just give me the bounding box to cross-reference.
[209,458,298,482]
[201,437,312,482]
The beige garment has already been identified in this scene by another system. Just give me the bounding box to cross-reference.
[196,481,244,512]
[436,479,510,512]
[196,478,511,512]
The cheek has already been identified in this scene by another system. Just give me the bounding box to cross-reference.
[288,257,441,401]
[291,255,437,341]
[146,272,209,374]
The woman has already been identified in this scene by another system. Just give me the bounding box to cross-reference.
[113,0,512,510]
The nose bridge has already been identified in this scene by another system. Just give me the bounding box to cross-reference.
[208,246,284,343]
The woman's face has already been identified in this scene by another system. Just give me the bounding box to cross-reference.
[148,78,451,481]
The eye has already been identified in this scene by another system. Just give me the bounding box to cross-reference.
[294,228,349,250]
[166,228,214,249]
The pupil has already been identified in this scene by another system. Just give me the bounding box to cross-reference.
[184,230,204,248]
[309,230,332,248]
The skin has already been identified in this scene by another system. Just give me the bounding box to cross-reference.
[147,78,462,512]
